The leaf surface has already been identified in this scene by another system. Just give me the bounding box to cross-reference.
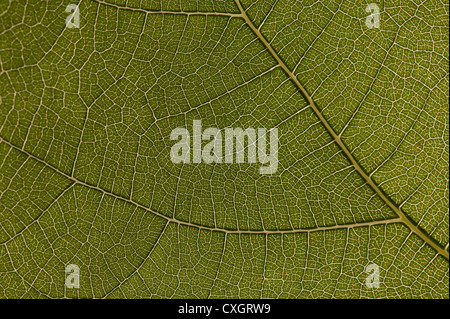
[0,0,448,298]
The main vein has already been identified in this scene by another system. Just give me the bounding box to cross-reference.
[0,136,400,237]
[233,0,449,260]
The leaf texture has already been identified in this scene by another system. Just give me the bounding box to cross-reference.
[0,0,448,298]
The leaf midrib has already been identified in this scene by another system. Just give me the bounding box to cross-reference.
[233,0,449,260]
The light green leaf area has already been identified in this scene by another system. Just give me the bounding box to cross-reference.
[0,0,448,298]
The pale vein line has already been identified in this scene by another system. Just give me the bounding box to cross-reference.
[102,219,169,298]
[257,0,279,32]
[339,27,400,137]
[0,182,75,246]
[292,0,344,74]
[372,76,447,181]
[207,232,227,298]
[152,64,281,124]
[0,136,402,236]
[92,0,242,17]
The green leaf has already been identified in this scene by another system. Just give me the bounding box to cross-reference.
[0,0,448,298]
